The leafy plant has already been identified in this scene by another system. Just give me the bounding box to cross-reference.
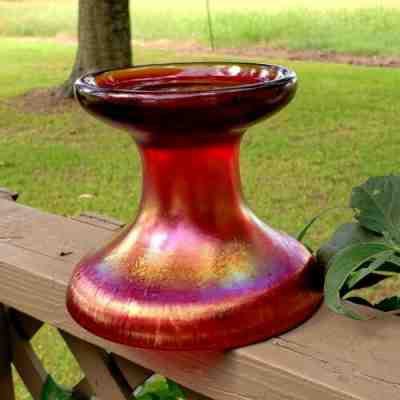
[133,375,186,400]
[41,374,186,400]
[41,376,75,400]
[301,175,400,319]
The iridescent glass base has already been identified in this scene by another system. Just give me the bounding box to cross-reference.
[67,63,323,350]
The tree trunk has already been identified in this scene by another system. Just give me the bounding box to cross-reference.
[58,0,132,98]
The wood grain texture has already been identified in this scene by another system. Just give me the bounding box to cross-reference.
[183,387,217,400]
[72,212,125,232]
[0,305,15,400]
[0,199,399,400]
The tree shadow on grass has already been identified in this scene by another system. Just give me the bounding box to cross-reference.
[5,88,77,115]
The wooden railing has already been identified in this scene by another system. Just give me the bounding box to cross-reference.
[0,188,399,400]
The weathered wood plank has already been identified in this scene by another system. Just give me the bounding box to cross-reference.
[72,212,125,231]
[0,304,15,400]
[183,387,217,400]
[9,318,47,400]
[0,200,109,264]
[1,200,400,400]
[61,331,130,400]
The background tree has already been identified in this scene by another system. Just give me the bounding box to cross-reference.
[58,0,132,98]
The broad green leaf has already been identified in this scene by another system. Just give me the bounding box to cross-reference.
[134,375,167,399]
[165,379,185,400]
[134,395,154,400]
[134,375,186,400]
[350,176,400,243]
[386,254,400,269]
[344,274,400,307]
[375,296,400,312]
[346,250,394,289]
[316,222,384,268]
[324,242,393,320]
[373,271,399,277]
[41,376,74,400]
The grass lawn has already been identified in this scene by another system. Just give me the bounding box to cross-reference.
[1,36,400,399]
[1,0,400,56]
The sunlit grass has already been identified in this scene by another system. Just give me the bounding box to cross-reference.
[1,0,400,56]
[4,0,400,12]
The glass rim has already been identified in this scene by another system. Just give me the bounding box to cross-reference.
[74,61,297,97]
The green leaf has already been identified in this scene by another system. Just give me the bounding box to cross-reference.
[41,376,74,400]
[316,222,384,268]
[375,296,400,312]
[134,375,167,399]
[165,379,185,400]
[134,395,154,400]
[346,250,395,289]
[385,254,400,269]
[324,242,393,320]
[134,375,186,400]
[350,176,400,243]
[343,273,400,307]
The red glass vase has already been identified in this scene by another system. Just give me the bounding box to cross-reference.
[67,63,323,350]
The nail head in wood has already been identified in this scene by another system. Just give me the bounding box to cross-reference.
[0,188,18,201]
